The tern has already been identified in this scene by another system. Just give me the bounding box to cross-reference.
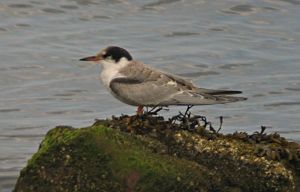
[80,46,246,115]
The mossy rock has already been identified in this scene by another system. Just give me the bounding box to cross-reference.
[14,125,225,192]
[14,115,300,192]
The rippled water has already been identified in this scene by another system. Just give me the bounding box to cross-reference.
[1,0,300,190]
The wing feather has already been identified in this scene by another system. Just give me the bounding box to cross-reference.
[110,61,246,106]
[109,77,181,106]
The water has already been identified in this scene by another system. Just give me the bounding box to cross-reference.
[0,0,299,190]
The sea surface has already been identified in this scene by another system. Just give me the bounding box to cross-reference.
[0,0,300,190]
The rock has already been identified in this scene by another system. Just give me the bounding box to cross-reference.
[14,115,300,192]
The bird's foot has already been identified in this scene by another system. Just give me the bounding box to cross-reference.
[136,106,144,116]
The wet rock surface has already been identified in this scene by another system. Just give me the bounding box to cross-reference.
[14,114,300,192]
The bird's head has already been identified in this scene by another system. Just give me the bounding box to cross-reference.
[80,46,133,68]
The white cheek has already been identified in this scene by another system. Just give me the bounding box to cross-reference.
[99,58,130,88]
[101,60,114,70]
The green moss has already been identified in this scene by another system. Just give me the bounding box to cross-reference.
[14,115,300,192]
[15,125,225,192]
[27,126,79,166]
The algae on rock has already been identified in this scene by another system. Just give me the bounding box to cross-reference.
[14,125,224,192]
[14,115,300,192]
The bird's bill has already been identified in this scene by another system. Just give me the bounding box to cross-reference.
[79,55,102,61]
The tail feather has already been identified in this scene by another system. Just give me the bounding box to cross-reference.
[214,95,247,103]
[161,92,247,106]
[196,88,242,95]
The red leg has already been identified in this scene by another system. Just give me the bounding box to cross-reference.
[136,106,144,116]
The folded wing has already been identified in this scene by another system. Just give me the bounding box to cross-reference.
[109,65,246,106]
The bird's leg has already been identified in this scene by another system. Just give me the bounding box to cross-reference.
[136,106,144,116]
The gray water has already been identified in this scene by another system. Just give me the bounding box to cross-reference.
[0,0,300,190]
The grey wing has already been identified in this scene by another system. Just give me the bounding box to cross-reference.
[164,72,243,95]
[109,76,184,106]
[109,75,246,106]
[165,92,247,105]
[162,72,247,103]
[112,61,246,106]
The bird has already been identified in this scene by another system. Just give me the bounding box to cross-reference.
[79,46,246,115]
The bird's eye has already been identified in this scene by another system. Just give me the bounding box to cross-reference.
[105,55,112,60]
[102,53,112,60]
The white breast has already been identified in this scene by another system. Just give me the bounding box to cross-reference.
[100,68,122,88]
[99,58,129,88]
